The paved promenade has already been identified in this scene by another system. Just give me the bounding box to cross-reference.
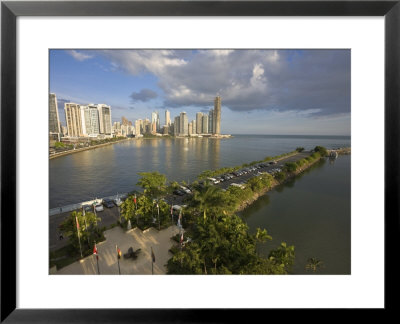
[55,225,182,275]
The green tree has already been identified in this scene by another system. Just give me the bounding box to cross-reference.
[305,257,324,272]
[59,210,102,254]
[120,195,136,225]
[167,213,294,275]
[274,171,286,182]
[137,172,167,199]
[284,162,297,173]
[296,147,305,152]
[54,141,65,149]
[268,242,295,273]
[314,146,328,157]
[191,184,226,221]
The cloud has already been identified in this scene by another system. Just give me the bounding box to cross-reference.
[129,89,158,102]
[56,98,70,107]
[99,49,350,117]
[66,50,94,62]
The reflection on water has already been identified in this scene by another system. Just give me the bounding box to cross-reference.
[50,135,350,208]
[240,155,351,274]
[50,137,223,207]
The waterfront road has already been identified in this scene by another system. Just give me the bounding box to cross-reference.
[50,151,311,251]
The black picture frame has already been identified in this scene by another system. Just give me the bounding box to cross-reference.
[1,0,398,321]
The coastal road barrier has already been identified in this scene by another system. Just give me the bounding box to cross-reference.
[49,192,128,216]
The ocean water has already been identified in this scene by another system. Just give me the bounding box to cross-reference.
[49,135,350,208]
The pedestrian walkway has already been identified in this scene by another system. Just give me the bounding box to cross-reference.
[55,225,182,275]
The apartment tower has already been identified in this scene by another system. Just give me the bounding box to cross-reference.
[213,96,221,135]
[64,103,83,137]
[49,93,61,136]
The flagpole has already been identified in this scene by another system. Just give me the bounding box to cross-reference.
[171,205,174,237]
[157,203,160,231]
[76,215,83,259]
[83,207,90,247]
[94,242,100,274]
[116,245,121,275]
[151,247,155,275]
[134,194,138,226]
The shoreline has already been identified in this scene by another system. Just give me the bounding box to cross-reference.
[49,135,233,160]
[49,138,131,160]
[235,155,327,212]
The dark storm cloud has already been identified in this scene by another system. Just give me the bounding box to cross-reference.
[103,49,350,117]
[129,89,158,102]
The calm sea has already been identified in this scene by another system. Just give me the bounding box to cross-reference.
[49,135,350,208]
[239,155,351,274]
[49,134,351,274]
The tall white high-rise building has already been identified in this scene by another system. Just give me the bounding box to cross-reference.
[79,105,100,136]
[97,104,112,135]
[151,111,160,131]
[180,112,188,136]
[80,105,89,136]
[165,110,171,126]
[49,93,61,136]
[202,114,209,134]
[64,103,83,137]
[191,120,196,134]
[188,121,193,135]
[196,112,203,134]
[135,120,141,137]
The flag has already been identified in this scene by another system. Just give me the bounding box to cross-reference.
[75,215,80,231]
[151,247,155,263]
[180,232,184,244]
[133,194,137,205]
[117,246,121,259]
[170,205,173,215]
[93,243,98,255]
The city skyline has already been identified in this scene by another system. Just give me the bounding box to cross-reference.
[50,49,351,136]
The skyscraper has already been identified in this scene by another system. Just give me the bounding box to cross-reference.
[213,96,221,135]
[97,104,112,135]
[165,110,171,126]
[188,121,193,135]
[192,120,196,134]
[49,93,61,136]
[180,112,188,136]
[135,120,141,137]
[80,105,89,136]
[208,108,214,134]
[121,116,127,126]
[87,105,100,135]
[151,111,160,132]
[202,114,209,134]
[196,112,203,134]
[64,103,83,137]
[174,116,180,136]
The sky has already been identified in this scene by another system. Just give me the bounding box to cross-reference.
[50,49,351,136]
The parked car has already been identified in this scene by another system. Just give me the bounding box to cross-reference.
[94,202,104,212]
[82,204,92,212]
[113,197,123,207]
[173,190,185,196]
[102,198,114,208]
[180,186,191,194]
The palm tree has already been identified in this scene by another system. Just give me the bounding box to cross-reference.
[121,196,136,225]
[192,184,223,222]
[305,257,324,272]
